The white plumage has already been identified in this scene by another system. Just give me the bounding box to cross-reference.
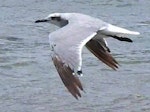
[35,13,140,99]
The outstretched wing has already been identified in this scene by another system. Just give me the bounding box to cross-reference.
[86,38,119,70]
[52,56,83,99]
[49,24,97,99]
[86,23,140,70]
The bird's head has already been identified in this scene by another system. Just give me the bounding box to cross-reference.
[35,13,69,27]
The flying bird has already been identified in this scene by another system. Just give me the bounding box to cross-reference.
[35,13,140,99]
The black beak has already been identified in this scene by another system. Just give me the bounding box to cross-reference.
[35,19,48,23]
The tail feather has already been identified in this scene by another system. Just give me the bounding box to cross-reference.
[101,24,140,37]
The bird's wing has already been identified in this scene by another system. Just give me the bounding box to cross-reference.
[49,24,97,99]
[86,38,119,70]
[52,55,83,99]
[86,23,140,69]
[98,24,140,42]
[93,34,110,52]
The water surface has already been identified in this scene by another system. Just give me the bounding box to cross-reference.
[0,0,150,112]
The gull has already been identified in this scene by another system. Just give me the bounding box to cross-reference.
[35,13,140,99]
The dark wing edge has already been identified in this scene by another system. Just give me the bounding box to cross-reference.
[52,56,84,99]
[107,35,133,42]
[86,39,119,70]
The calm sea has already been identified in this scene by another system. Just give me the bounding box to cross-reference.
[0,0,149,112]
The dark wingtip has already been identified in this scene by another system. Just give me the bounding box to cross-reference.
[35,20,40,23]
[120,37,133,42]
[52,56,84,100]
[107,35,133,43]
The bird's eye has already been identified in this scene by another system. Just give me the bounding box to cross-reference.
[51,17,61,21]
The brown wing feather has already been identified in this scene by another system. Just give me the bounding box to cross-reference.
[86,39,119,70]
[52,56,83,99]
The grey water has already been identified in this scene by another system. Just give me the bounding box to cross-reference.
[0,0,150,112]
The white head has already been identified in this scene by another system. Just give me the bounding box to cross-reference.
[35,13,69,27]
